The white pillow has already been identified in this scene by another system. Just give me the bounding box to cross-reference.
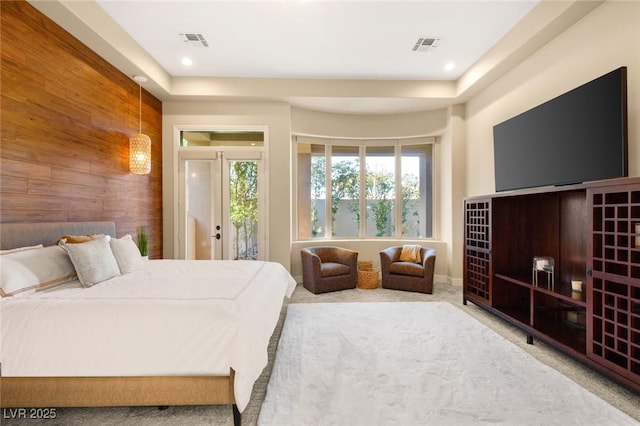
[0,244,44,254]
[0,245,77,297]
[110,234,143,274]
[61,237,121,287]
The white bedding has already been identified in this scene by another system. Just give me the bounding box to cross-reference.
[0,259,296,412]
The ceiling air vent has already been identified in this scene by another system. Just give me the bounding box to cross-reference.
[412,37,442,52]
[180,33,209,47]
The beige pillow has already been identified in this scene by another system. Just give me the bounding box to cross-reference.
[60,234,107,244]
[399,245,422,264]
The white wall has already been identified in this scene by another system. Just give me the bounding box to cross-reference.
[465,1,640,197]
[291,107,449,138]
[439,104,466,285]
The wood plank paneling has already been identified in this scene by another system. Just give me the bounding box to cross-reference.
[0,1,163,258]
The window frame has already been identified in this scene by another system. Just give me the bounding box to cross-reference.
[293,135,437,241]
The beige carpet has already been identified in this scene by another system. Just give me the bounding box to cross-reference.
[4,282,639,425]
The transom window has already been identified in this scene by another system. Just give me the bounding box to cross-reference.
[181,130,264,147]
[295,136,433,240]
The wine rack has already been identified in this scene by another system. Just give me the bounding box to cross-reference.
[464,199,491,304]
[589,184,640,385]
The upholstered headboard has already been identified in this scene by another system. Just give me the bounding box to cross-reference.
[0,221,116,250]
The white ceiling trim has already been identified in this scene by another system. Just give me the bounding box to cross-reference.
[28,0,603,114]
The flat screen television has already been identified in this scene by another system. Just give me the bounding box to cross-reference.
[493,67,628,192]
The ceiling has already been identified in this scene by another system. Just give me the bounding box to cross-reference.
[29,0,602,114]
[96,0,536,81]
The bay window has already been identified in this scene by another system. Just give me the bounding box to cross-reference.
[296,136,433,240]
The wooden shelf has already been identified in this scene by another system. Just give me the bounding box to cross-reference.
[463,177,640,394]
[535,312,586,354]
[494,273,531,289]
[534,283,586,307]
[494,306,530,326]
[494,273,587,306]
[534,292,587,354]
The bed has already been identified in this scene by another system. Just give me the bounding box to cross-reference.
[0,221,296,426]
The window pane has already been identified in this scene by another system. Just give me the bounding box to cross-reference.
[297,144,326,238]
[181,131,264,147]
[331,146,360,237]
[184,160,214,260]
[366,146,395,237]
[401,144,433,238]
[229,160,259,259]
[296,138,433,241]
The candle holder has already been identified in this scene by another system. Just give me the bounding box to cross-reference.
[570,280,583,299]
[532,256,555,289]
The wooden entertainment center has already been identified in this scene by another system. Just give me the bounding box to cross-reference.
[463,177,640,393]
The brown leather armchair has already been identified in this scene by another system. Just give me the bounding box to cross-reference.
[379,246,436,294]
[301,246,358,294]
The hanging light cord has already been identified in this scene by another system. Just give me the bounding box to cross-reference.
[138,84,142,134]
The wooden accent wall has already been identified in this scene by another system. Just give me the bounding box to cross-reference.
[0,1,163,258]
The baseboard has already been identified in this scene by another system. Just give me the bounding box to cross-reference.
[294,274,461,287]
[447,276,463,287]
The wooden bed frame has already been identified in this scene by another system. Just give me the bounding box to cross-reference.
[0,222,240,426]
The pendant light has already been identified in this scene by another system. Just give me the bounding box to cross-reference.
[130,75,151,175]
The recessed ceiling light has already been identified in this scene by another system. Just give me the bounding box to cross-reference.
[182,57,193,66]
[444,62,456,71]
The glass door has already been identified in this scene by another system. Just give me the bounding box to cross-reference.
[178,129,267,261]
[222,153,264,260]
[178,154,221,260]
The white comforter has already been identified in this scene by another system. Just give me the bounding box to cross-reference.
[0,259,296,412]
